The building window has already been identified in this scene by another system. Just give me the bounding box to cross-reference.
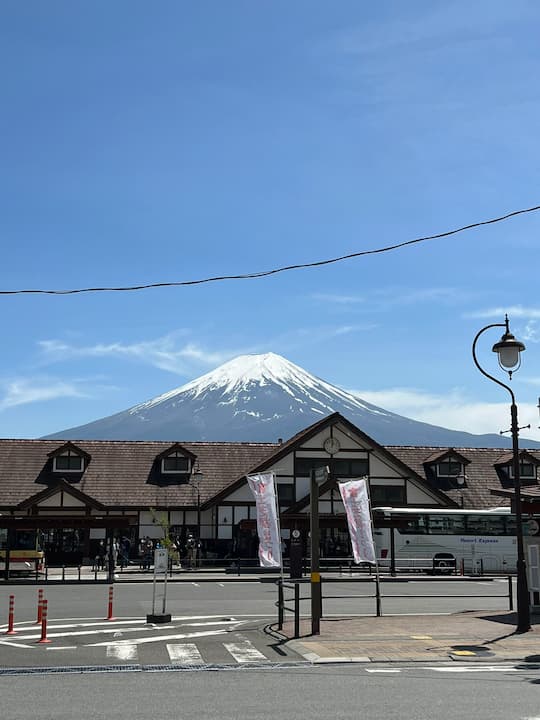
[295,457,369,478]
[277,483,295,506]
[161,452,190,474]
[507,462,536,479]
[369,483,405,505]
[436,460,462,477]
[53,450,83,472]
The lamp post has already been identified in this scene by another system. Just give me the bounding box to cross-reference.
[192,464,202,542]
[472,314,530,633]
[310,465,329,635]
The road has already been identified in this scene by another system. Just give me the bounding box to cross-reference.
[0,664,539,720]
[0,578,513,669]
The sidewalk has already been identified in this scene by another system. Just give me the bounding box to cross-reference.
[278,611,540,664]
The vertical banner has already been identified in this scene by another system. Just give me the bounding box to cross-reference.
[247,473,282,568]
[339,478,376,564]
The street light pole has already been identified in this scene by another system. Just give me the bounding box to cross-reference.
[193,464,203,543]
[472,315,530,633]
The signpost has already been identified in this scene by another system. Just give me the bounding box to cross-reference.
[310,465,328,635]
[146,548,171,624]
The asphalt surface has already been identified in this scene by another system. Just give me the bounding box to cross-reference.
[1,571,538,671]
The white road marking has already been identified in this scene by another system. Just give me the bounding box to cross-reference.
[167,643,204,665]
[45,646,77,651]
[192,583,200,587]
[423,665,519,673]
[224,640,267,663]
[88,628,229,647]
[218,583,225,587]
[12,625,153,641]
[366,669,401,673]
[0,639,34,649]
[107,644,138,661]
[2,618,148,632]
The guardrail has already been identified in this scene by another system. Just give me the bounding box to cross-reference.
[276,575,515,639]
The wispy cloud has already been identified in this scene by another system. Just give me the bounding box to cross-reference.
[38,334,240,375]
[347,385,540,440]
[312,293,366,305]
[465,307,540,343]
[466,305,540,320]
[313,286,462,311]
[0,378,88,411]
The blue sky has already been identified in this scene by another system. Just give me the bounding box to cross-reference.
[1,1,540,442]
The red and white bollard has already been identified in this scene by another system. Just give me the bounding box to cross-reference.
[37,598,51,644]
[5,595,17,635]
[35,588,44,624]
[106,585,115,621]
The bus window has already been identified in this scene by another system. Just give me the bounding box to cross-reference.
[428,515,465,534]
[399,516,428,534]
[466,515,506,536]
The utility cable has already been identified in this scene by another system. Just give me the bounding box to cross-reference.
[1,202,539,296]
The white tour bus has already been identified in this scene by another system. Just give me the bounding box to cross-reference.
[372,506,517,574]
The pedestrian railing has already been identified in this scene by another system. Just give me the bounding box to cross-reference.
[276,575,515,639]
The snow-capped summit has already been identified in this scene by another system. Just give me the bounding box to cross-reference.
[133,352,380,416]
[44,352,525,448]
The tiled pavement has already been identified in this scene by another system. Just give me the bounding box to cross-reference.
[278,611,540,664]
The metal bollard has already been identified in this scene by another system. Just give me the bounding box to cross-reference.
[508,575,514,611]
[62,565,65,582]
[294,582,300,639]
[277,580,284,630]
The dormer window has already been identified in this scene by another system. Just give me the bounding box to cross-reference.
[161,451,190,474]
[507,461,536,480]
[436,460,462,478]
[53,449,84,473]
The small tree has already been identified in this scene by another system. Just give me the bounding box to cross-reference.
[149,508,180,565]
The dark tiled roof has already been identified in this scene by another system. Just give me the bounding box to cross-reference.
[0,439,277,509]
[388,446,540,510]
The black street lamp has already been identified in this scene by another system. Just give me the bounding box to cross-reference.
[472,314,531,633]
[192,464,202,542]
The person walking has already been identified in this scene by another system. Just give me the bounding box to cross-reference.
[97,541,106,570]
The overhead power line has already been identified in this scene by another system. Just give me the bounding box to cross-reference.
[1,203,539,296]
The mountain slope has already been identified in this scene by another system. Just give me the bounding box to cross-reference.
[44,353,537,448]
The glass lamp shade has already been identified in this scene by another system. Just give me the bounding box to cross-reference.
[492,332,525,371]
[497,344,521,369]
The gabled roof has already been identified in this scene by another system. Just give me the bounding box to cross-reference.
[389,445,540,509]
[0,438,277,509]
[155,443,197,461]
[494,449,540,466]
[47,441,91,460]
[17,478,105,510]
[423,448,471,465]
[211,412,454,509]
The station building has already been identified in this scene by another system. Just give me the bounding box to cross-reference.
[1,412,539,571]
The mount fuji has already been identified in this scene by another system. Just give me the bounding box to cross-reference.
[44,352,533,447]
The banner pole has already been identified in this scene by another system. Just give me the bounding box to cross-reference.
[363,475,382,617]
[272,471,285,585]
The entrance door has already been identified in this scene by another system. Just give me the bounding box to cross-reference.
[42,528,86,565]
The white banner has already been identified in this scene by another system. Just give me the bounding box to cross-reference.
[339,478,376,564]
[247,473,282,568]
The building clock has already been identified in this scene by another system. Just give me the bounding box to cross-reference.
[323,436,341,455]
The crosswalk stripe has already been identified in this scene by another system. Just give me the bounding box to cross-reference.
[107,644,138,661]
[167,643,204,665]
[223,640,267,663]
